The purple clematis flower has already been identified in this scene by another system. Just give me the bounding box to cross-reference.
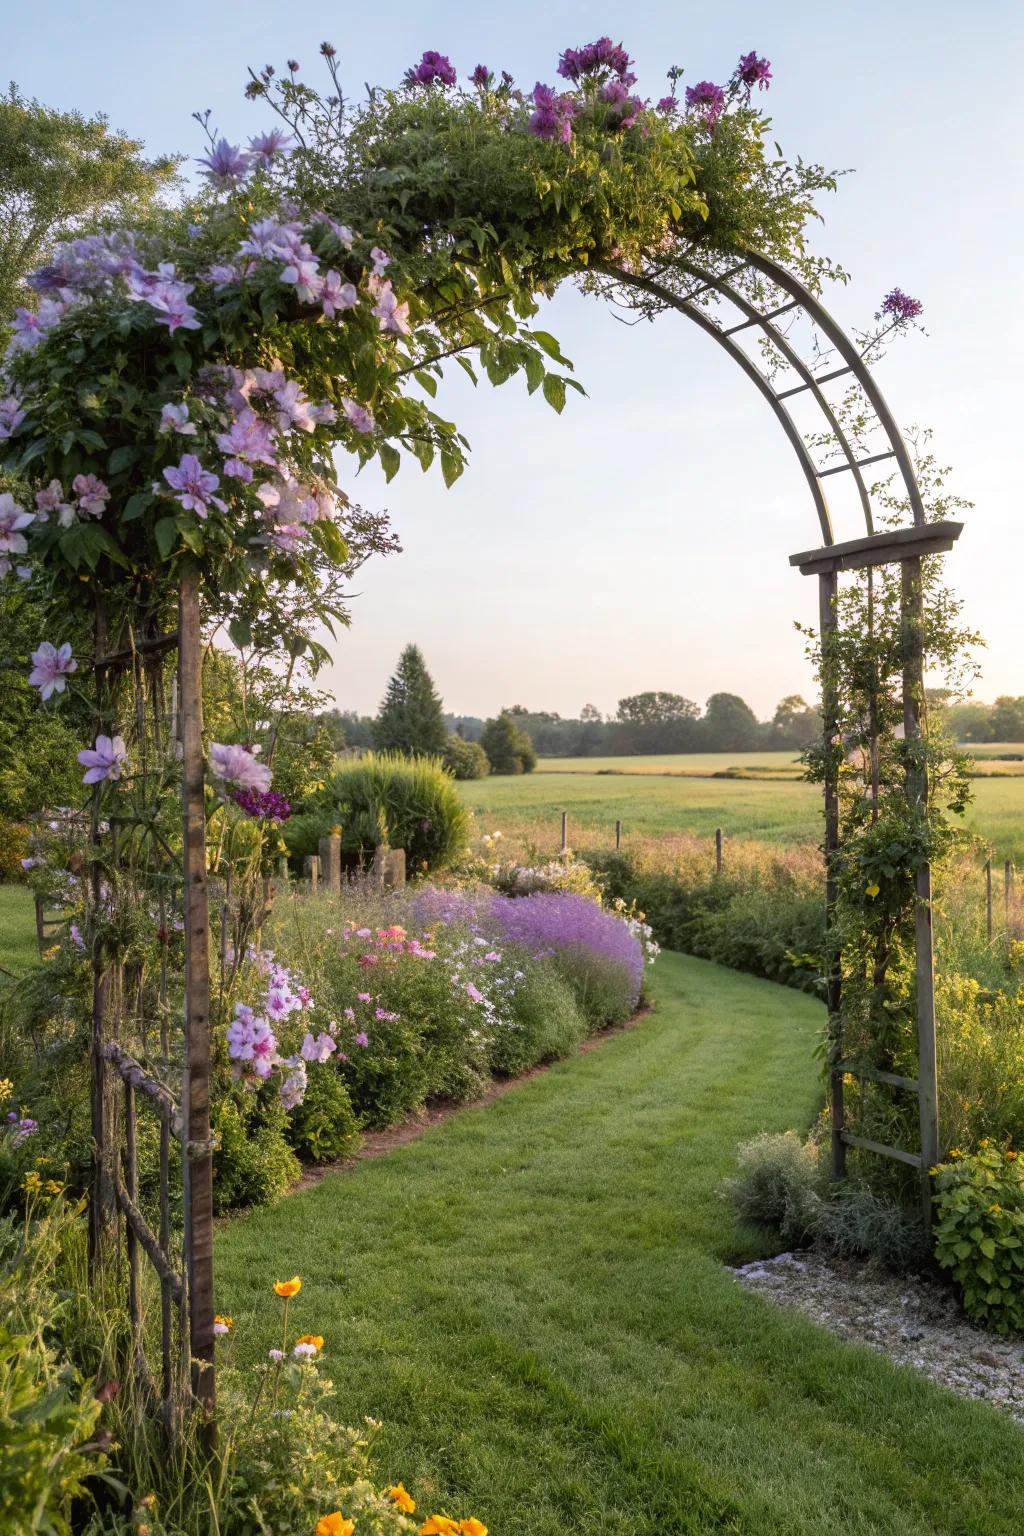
[28,641,77,701]
[34,480,74,526]
[247,129,295,166]
[0,394,26,441]
[78,734,128,785]
[159,402,197,436]
[209,741,273,793]
[342,397,374,434]
[736,51,772,94]
[163,453,225,518]
[403,51,457,88]
[370,279,411,336]
[320,270,357,319]
[685,80,726,124]
[215,408,278,465]
[72,474,109,517]
[0,493,33,556]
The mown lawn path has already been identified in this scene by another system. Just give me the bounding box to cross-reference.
[217,953,1024,1535]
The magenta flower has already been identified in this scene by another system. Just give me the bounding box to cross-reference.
[247,129,295,166]
[557,37,634,83]
[403,51,457,88]
[470,64,491,88]
[353,1030,370,1047]
[685,80,726,124]
[342,397,374,434]
[78,734,128,785]
[320,270,358,318]
[528,83,578,144]
[880,288,923,323]
[209,741,273,793]
[736,51,772,94]
[163,453,225,518]
[28,641,77,701]
[216,408,277,465]
[231,786,291,821]
[197,138,253,188]
[159,402,197,436]
[370,279,412,337]
[72,474,109,518]
[0,394,26,441]
[657,95,679,116]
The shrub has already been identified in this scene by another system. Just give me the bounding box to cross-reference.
[488,891,646,1012]
[442,735,490,780]
[212,1092,301,1214]
[286,752,470,872]
[726,1131,824,1246]
[813,1185,929,1269]
[933,1143,1024,1332]
[488,961,588,1076]
[480,712,536,774]
[0,817,30,881]
[285,1066,360,1163]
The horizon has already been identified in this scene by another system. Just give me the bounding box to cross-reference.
[7,0,1021,718]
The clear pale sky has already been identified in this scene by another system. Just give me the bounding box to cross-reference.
[7,1,1022,720]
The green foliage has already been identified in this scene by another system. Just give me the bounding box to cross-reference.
[373,644,448,756]
[0,1200,108,1535]
[290,752,471,871]
[933,1145,1024,1332]
[727,1131,823,1246]
[442,735,489,780]
[0,817,29,880]
[486,962,587,1077]
[480,712,536,775]
[285,1060,360,1163]
[549,945,636,1029]
[212,1091,301,1214]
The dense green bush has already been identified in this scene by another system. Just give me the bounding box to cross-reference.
[212,1092,301,1214]
[933,1144,1024,1332]
[442,735,490,780]
[0,817,30,881]
[285,751,471,872]
[552,945,639,1029]
[480,713,537,775]
[285,1064,360,1163]
[487,963,588,1077]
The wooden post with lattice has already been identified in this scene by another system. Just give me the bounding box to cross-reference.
[179,572,216,1432]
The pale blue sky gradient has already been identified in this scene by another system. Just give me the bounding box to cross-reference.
[7,1,1022,718]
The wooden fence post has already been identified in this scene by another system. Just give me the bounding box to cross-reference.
[305,854,319,893]
[615,819,621,851]
[560,810,568,853]
[179,572,215,1432]
[901,557,939,1223]
[1005,860,1013,925]
[714,827,723,875]
[986,858,994,942]
[319,831,342,896]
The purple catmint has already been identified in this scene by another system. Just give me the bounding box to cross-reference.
[485,892,644,1003]
[880,288,923,322]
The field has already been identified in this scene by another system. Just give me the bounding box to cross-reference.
[0,884,37,982]
[218,954,1024,1536]
[461,755,1024,862]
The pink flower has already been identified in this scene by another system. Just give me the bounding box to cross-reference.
[209,741,273,793]
[28,641,77,700]
[215,408,277,465]
[465,982,484,1004]
[370,246,391,276]
[0,493,33,555]
[280,250,323,304]
[72,474,109,518]
[159,402,197,435]
[320,270,358,318]
[353,1030,369,1047]
[356,994,371,1003]
[140,277,201,333]
[300,1031,336,1063]
[371,279,411,336]
[34,480,74,526]
[163,454,225,518]
[342,397,374,434]
[78,734,128,785]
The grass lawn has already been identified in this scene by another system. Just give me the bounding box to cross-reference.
[217,954,1024,1535]
[0,884,37,982]
[459,769,1024,862]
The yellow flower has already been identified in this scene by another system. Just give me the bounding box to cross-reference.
[0,1078,13,1102]
[316,1515,354,1536]
[295,1334,324,1350]
[388,1484,416,1514]
[989,1203,1002,1214]
[865,883,880,899]
[44,1180,63,1196]
[949,1148,962,1159]
[21,1171,42,1192]
[460,1521,488,1536]
[273,1276,302,1298]
[420,1519,459,1535]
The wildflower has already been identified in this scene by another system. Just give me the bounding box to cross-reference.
[342,397,374,434]
[880,288,923,323]
[465,983,484,1004]
[460,1522,487,1536]
[280,250,324,304]
[231,786,291,821]
[28,641,77,700]
[736,51,772,95]
[657,95,679,115]
[557,37,634,82]
[528,82,577,143]
[316,1516,355,1536]
[301,1032,336,1063]
[197,139,252,188]
[989,1203,1003,1214]
[292,1339,319,1359]
[356,993,371,1002]
[213,1315,233,1335]
[163,453,226,518]
[404,51,457,88]
[865,883,880,899]
[389,1484,416,1514]
[470,65,491,88]
[248,128,295,165]
[684,80,726,124]
[159,402,197,435]
[371,279,411,337]
[295,1333,324,1350]
[209,742,273,793]
[268,1347,285,1363]
[420,1519,459,1536]
[273,1276,302,1297]
[0,1080,12,1101]
[353,1031,369,1048]
[1007,1150,1017,1160]
[78,734,128,785]
[72,474,110,517]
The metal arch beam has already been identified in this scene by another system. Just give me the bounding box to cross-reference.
[678,259,875,535]
[599,262,834,545]
[745,253,928,527]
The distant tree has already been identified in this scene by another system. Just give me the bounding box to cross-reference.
[702,692,761,751]
[374,645,447,755]
[443,712,483,741]
[616,691,699,727]
[442,736,490,780]
[0,84,179,326]
[990,696,1024,743]
[580,702,603,722]
[771,694,821,749]
[481,712,536,775]
[944,699,995,743]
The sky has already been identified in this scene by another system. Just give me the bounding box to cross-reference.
[7,1,1022,721]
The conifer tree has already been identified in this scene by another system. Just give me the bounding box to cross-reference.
[373,644,448,755]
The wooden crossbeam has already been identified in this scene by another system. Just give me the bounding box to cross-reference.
[837,1059,919,1093]
[790,520,963,577]
[840,1131,922,1170]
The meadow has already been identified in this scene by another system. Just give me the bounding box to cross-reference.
[461,755,1024,862]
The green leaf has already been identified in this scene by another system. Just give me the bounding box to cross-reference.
[542,374,567,414]
[378,442,401,483]
[523,352,545,395]
[440,449,463,488]
[108,445,138,475]
[121,492,151,523]
[228,617,252,648]
[154,517,179,559]
[414,370,438,398]
[529,330,570,366]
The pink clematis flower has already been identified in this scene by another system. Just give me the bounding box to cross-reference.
[280,250,323,304]
[0,493,33,555]
[341,398,374,434]
[209,741,273,793]
[370,279,411,336]
[28,641,77,701]
[215,408,277,465]
[159,402,197,435]
[72,474,109,517]
[35,479,75,526]
[163,454,225,518]
[320,270,358,319]
[78,734,128,785]
[0,394,26,440]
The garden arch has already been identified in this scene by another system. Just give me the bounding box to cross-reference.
[3,47,964,1444]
